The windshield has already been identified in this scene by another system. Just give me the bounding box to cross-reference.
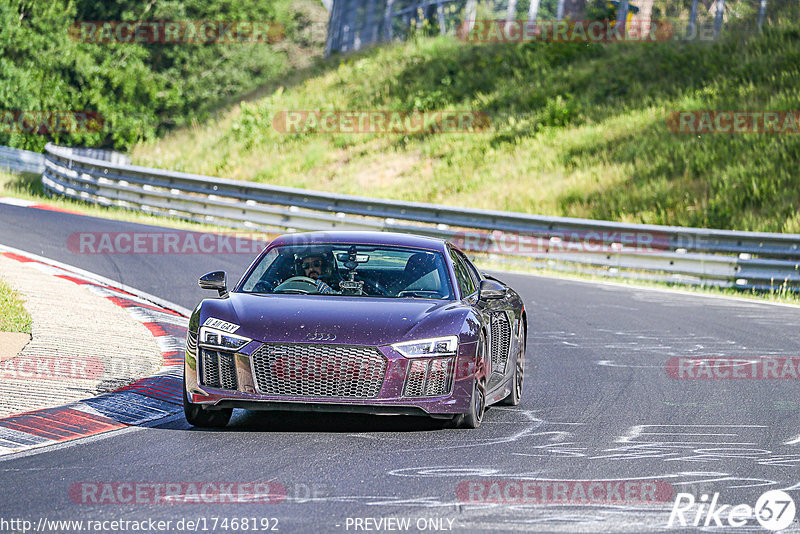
[239,243,454,299]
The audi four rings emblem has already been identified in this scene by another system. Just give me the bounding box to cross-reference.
[307,332,336,341]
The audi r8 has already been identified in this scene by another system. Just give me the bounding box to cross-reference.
[183,231,526,429]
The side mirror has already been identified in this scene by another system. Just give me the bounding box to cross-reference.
[479,279,507,300]
[199,271,228,297]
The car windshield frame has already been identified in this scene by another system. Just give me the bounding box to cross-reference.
[236,242,456,300]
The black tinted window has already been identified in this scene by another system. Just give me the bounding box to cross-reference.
[450,249,476,298]
[456,250,481,289]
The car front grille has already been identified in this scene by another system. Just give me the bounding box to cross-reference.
[403,357,454,397]
[491,313,511,374]
[200,348,238,390]
[251,344,387,399]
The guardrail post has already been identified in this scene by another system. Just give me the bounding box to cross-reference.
[757,0,767,31]
[464,0,477,34]
[713,0,725,39]
[616,0,630,37]
[383,0,395,40]
[506,0,518,23]
[363,0,377,45]
[437,0,446,34]
[528,0,541,22]
[687,0,698,39]
[345,0,359,51]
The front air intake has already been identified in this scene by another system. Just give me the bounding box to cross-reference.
[200,348,238,391]
[403,357,454,397]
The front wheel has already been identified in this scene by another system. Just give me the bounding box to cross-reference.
[183,381,232,428]
[454,377,486,429]
[453,333,487,429]
[500,349,524,406]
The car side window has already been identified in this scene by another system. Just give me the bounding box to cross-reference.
[456,250,481,289]
[449,249,476,298]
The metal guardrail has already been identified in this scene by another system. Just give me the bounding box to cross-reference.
[67,147,131,166]
[33,142,800,291]
[0,145,45,174]
[0,145,129,175]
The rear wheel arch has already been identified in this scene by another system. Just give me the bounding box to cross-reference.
[478,326,490,377]
[520,312,528,351]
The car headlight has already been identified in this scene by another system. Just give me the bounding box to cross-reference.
[198,326,251,351]
[391,336,458,358]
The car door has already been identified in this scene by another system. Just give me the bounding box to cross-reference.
[449,248,515,392]
[458,251,522,388]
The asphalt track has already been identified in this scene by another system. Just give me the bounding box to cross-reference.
[1,203,799,533]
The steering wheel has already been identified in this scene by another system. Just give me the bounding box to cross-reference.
[273,276,319,294]
[361,277,389,296]
[252,279,276,293]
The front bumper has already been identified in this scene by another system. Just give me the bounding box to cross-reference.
[184,340,479,416]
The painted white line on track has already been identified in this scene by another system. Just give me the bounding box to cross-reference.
[0,197,36,207]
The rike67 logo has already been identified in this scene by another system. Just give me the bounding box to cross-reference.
[668,490,796,531]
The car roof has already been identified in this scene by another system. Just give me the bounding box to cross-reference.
[270,231,450,252]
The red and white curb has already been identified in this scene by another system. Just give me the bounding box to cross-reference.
[0,245,188,456]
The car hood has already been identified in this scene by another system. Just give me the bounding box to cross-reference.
[199,293,467,346]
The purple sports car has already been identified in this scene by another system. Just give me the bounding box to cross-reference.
[183,231,526,429]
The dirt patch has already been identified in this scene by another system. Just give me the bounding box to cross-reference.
[0,332,31,361]
[353,152,426,190]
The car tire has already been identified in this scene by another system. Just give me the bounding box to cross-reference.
[453,333,487,429]
[183,377,232,428]
[500,348,524,406]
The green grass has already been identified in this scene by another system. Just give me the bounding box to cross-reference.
[0,280,32,334]
[131,14,800,233]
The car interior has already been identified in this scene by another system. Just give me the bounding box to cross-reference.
[245,245,454,299]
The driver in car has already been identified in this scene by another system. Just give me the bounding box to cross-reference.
[300,253,334,294]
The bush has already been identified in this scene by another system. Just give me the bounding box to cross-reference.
[0,0,322,151]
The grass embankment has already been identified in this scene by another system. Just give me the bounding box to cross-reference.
[132,16,800,233]
[0,280,32,334]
